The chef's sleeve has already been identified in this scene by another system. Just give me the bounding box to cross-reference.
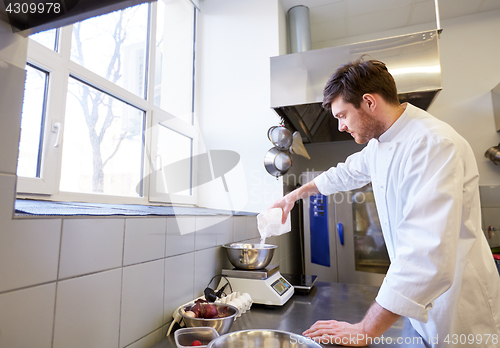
[375,137,464,323]
[314,146,371,195]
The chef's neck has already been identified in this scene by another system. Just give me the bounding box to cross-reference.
[378,101,406,135]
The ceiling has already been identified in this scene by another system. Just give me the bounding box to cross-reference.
[280,0,500,46]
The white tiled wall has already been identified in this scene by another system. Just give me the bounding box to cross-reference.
[59,218,125,278]
[0,283,56,348]
[0,213,268,348]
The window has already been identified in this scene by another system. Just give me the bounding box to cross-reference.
[60,78,145,197]
[17,64,48,178]
[17,0,198,206]
[154,0,195,124]
[30,29,58,51]
[70,6,149,98]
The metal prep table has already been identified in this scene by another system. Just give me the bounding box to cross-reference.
[150,281,425,347]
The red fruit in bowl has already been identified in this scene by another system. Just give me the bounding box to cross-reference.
[201,303,218,319]
[191,340,202,346]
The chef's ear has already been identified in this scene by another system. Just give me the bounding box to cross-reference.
[362,93,377,111]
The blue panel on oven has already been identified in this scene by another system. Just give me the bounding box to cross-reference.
[310,193,330,267]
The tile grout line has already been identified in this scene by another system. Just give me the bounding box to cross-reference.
[118,219,126,348]
[51,218,65,348]
[162,218,168,330]
[0,251,207,296]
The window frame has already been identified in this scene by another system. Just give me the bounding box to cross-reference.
[16,0,199,206]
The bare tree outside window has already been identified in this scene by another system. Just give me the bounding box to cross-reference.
[60,5,148,195]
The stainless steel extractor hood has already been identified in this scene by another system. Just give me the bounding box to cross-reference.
[270,30,442,143]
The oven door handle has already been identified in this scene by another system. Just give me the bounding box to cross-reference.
[337,223,344,246]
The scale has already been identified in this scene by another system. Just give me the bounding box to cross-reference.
[220,264,294,306]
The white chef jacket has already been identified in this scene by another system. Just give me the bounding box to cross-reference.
[314,103,500,347]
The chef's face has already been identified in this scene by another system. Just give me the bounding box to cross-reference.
[330,96,385,144]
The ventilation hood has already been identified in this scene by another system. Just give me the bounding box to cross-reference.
[270,30,442,143]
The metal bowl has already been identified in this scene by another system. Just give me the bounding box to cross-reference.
[222,243,277,270]
[207,329,323,348]
[179,303,238,335]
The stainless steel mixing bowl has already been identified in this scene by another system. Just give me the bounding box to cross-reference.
[222,243,277,270]
[179,303,238,335]
[207,329,323,348]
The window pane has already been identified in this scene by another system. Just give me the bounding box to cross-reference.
[71,4,149,98]
[60,78,144,196]
[155,0,195,124]
[30,29,58,51]
[156,125,192,196]
[17,65,47,178]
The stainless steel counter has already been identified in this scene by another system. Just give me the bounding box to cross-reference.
[150,281,425,347]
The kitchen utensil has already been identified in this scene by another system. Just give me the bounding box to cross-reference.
[290,131,311,159]
[179,303,238,335]
[485,143,500,165]
[264,147,292,177]
[222,243,277,270]
[174,327,219,348]
[267,126,293,150]
[206,329,323,348]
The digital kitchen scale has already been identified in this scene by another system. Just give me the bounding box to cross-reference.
[220,264,294,306]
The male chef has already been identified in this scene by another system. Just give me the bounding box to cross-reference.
[271,58,500,347]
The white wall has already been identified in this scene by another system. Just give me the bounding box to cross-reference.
[195,0,285,213]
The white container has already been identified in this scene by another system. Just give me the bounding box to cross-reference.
[174,327,219,348]
[257,208,291,241]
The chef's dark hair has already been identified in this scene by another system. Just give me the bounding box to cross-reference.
[322,56,399,110]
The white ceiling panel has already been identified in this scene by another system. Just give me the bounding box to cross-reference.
[479,0,500,12]
[309,1,347,22]
[437,0,483,20]
[311,17,347,42]
[347,5,412,37]
[346,0,414,17]
[409,0,436,25]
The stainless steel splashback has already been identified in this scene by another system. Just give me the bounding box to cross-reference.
[270,30,442,143]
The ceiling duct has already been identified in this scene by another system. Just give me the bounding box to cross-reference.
[288,5,311,54]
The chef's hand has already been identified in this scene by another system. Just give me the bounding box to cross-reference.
[270,195,295,224]
[270,180,321,224]
[302,320,368,347]
[304,302,400,347]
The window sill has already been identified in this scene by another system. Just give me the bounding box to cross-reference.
[14,199,256,218]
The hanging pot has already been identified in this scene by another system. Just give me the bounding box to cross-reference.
[485,143,500,165]
[267,126,293,150]
[264,147,292,177]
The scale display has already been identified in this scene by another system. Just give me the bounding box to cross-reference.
[271,277,291,295]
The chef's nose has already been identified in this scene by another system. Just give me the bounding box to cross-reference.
[338,121,347,132]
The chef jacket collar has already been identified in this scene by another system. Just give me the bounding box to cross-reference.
[378,102,411,143]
